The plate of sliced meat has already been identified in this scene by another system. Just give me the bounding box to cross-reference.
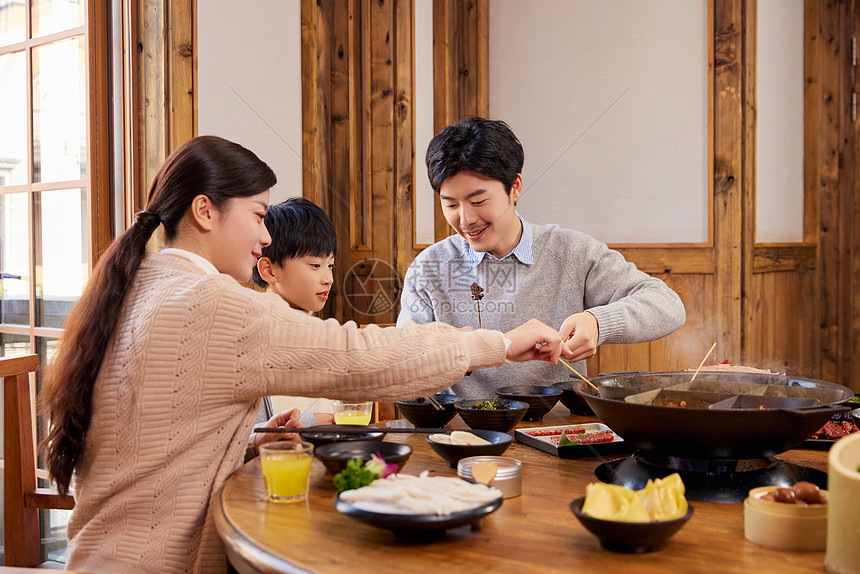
[803,420,859,450]
[515,423,630,459]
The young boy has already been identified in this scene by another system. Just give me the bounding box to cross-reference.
[252,197,337,314]
[251,198,337,448]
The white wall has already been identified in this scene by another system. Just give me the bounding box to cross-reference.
[489,0,709,244]
[197,0,303,203]
[414,0,436,245]
[756,0,804,243]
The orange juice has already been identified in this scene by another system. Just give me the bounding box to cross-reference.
[334,410,372,425]
[333,401,373,425]
[260,443,313,502]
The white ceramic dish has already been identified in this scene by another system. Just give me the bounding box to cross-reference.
[515,423,629,459]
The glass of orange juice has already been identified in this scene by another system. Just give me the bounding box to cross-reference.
[260,441,314,503]
[333,401,374,425]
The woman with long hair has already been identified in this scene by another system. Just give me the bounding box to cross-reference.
[41,136,563,574]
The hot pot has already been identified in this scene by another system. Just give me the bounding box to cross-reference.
[573,371,852,460]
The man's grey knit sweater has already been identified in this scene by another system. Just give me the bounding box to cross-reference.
[397,221,686,397]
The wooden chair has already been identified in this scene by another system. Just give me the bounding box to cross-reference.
[2,354,75,568]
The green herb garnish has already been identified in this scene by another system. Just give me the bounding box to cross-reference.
[558,430,582,446]
[850,395,859,403]
[333,458,377,492]
[333,453,398,492]
[473,398,501,410]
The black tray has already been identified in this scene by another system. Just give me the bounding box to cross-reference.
[515,423,630,459]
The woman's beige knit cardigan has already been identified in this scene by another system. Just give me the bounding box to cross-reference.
[64,252,505,573]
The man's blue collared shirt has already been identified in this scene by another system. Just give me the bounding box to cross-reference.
[465,214,534,270]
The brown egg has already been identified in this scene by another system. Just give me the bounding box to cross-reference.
[792,481,821,503]
[818,491,829,504]
[773,487,797,504]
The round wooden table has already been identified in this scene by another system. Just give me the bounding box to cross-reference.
[215,405,830,574]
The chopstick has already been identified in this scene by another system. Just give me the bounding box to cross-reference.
[423,395,444,411]
[558,358,600,392]
[253,425,450,435]
[690,341,717,382]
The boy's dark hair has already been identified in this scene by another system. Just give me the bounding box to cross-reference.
[425,117,524,195]
[251,197,337,288]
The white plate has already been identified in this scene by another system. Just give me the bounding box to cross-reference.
[515,423,628,459]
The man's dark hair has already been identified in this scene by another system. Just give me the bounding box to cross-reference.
[425,117,524,195]
[251,197,337,288]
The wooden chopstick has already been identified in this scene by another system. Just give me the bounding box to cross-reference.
[690,341,717,382]
[423,395,445,411]
[253,425,451,435]
[558,358,600,392]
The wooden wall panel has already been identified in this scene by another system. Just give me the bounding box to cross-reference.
[431,0,489,242]
[712,0,743,363]
[651,274,716,370]
[137,0,195,206]
[816,0,843,384]
[747,271,817,377]
[393,0,415,290]
[168,0,195,151]
[595,273,716,375]
[597,342,651,375]
[139,0,167,196]
[302,0,415,326]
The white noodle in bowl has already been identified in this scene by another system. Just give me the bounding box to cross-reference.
[334,472,504,538]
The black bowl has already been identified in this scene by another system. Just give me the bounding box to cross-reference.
[851,407,860,429]
[552,380,594,415]
[495,385,563,421]
[454,399,529,433]
[395,392,460,428]
[315,441,412,475]
[570,497,694,553]
[424,430,514,468]
[298,425,384,449]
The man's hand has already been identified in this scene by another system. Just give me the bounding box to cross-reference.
[504,318,563,363]
[559,312,599,362]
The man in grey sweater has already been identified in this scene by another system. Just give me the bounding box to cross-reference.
[397,117,686,397]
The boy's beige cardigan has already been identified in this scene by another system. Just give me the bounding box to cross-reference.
[65,252,505,573]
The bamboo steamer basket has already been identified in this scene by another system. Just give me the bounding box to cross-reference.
[744,486,827,551]
[825,431,860,574]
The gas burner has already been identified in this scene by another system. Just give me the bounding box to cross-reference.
[595,455,827,503]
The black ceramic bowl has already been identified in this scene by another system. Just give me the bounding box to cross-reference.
[315,441,412,475]
[570,497,694,553]
[298,425,384,449]
[454,399,529,433]
[495,385,563,421]
[395,392,460,428]
[851,407,860,429]
[424,429,514,468]
[552,380,594,415]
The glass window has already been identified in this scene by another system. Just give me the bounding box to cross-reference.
[0,192,30,325]
[32,35,86,183]
[0,0,102,565]
[0,50,26,187]
[0,0,26,45]
[35,188,86,328]
[32,0,84,38]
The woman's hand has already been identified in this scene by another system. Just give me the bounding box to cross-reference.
[558,312,599,362]
[253,407,302,452]
[504,319,563,363]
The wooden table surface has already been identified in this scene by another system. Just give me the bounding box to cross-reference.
[214,405,830,574]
